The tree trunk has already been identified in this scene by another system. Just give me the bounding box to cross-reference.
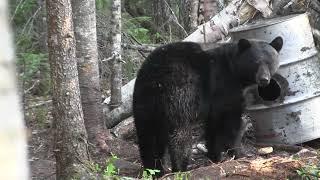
[153,0,170,32]
[189,0,200,31]
[201,0,221,23]
[0,1,29,179]
[109,0,122,109]
[46,0,90,178]
[72,0,110,151]
[35,0,48,53]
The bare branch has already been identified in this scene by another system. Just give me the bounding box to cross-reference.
[24,79,40,94]
[162,0,189,37]
[102,54,115,62]
[122,32,148,59]
[26,100,53,110]
[10,0,26,22]
[122,43,158,52]
[21,6,42,34]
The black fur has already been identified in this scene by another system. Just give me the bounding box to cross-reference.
[132,37,283,175]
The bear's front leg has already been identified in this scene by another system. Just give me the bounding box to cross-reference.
[205,105,244,162]
[220,108,244,159]
[204,114,226,162]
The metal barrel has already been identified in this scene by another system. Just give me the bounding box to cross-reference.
[229,13,320,144]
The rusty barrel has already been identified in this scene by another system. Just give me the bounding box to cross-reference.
[229,13,320,144]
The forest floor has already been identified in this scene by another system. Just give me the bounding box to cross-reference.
[26,97,56,180]
[26,97,320,180]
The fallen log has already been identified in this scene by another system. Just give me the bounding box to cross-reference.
[160,148,319,180]
[104,79,135,128]
[121,43,157,52]
[111,116,136,142]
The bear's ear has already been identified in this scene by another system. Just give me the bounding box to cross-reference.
[238,39,251,52]
[269,36,283,52]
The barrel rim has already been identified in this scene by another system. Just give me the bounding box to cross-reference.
[254,136,320,145]
[246,93,320,111]
[229,13,307,33]
[279,51,319,66]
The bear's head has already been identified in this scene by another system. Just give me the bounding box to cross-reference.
[232,36,283,87]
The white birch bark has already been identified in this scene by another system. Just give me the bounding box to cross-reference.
[72,0,110,150]
[0,0,29,179]
[110,0,122,108]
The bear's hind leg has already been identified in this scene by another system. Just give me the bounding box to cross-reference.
[153,127,168,175]
[137,133,157,168]
[137,129,167,173]
[168,127,192,172]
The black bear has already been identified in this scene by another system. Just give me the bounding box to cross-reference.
[132,37,283,174]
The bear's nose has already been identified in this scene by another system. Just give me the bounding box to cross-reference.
[258,77,270,87]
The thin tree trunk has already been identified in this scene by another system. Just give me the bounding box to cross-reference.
[0,1,29,179]
[46,0,90,178]
[201,0,220,22]
[152,0,174,38]
[153,0,167,31]
[109,0,122,108]
[72,0,110,151]
[35,0,48,52]
[189,0,200,30]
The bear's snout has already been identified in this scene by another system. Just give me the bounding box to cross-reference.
[257,76,270,87]
[256,64,271,87]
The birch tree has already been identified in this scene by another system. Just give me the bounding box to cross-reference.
[0,0,29,179]
[72,0,109,151]
[107,0,122,127]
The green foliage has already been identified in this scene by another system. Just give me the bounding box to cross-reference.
[103,153,120,179]
[155,32,164,42]
[15,34,34,52]
[18,52,47,80]
[122,59,139,82]
[88,154,122,179]
[88,162,102,174]
[174,171,190,180]
[142,168,161,180]
[127,28,151,44]
[34,106,48,127]
[11,0,51,96]
[96,0,111,11]
[141,169,189,180]
[11,0,38,25]
[123,16,154,44]
[127,16,152,23]
[296,165,320,179]
[17,52,51,95]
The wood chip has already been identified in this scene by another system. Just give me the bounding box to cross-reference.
[257,147,273,155]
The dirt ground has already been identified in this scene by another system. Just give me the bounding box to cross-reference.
[26,99,56,180]
[26,98,320,180]
[26,98,142,180]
